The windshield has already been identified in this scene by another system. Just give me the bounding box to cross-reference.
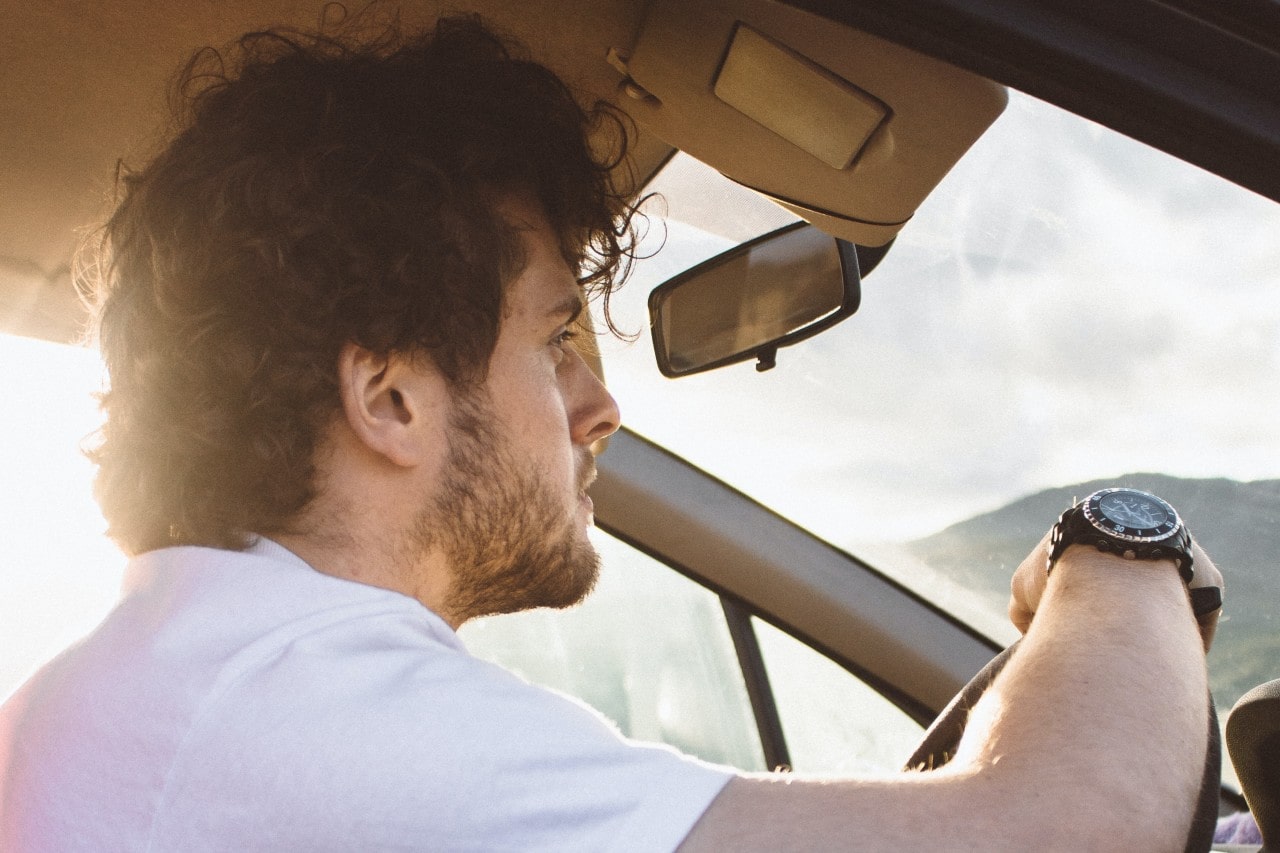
[596,90,1280,715]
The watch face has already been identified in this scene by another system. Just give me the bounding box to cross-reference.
[1083,488,1180,542]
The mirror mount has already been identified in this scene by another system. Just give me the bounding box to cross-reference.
[755,344,779,373]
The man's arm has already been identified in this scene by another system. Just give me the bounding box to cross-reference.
[680,541,1214,852]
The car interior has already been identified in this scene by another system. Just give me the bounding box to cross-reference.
[3,2,1279,850]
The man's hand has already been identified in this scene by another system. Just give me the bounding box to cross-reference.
[1009,533,1224,651]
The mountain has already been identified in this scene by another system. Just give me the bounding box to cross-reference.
[906,474,1280,706]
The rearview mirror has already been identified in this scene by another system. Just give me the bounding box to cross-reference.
[648,222,863,377]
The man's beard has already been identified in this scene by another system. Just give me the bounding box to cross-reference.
[412,390,600,624]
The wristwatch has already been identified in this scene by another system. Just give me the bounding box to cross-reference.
[1047,487,1194,584]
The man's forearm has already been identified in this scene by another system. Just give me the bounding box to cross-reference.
[953,546,1208,850]
[681,545,1210,852]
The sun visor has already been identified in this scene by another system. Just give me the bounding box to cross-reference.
[615,0,1007,246]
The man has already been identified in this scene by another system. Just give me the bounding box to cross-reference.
[0,14,1222,851]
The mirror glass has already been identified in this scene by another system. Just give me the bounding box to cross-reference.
[648,223,859,376]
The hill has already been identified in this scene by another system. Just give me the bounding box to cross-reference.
[906,474,1280,706]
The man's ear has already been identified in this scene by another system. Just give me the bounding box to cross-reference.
[336,343,447,467]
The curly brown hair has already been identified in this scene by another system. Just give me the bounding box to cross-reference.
[86,12,637,556]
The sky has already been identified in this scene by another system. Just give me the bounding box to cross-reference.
[3,90,1279,699]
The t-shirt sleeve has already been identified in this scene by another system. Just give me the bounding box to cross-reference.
[436,661,735,852]
[153,614,735,852]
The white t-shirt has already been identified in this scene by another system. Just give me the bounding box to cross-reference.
[0,539,733,851]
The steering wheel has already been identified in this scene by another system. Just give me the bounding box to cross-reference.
[903,638,1222,853]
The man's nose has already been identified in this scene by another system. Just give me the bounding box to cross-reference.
[568,350,621,448]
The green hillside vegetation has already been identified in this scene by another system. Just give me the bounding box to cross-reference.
[906,474,1280,710]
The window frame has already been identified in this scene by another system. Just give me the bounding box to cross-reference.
[593,427,1002,726]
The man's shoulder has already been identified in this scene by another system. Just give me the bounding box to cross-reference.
[1,541,462,776]
[1,542,733,852]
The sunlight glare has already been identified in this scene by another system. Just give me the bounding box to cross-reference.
[0,334,125,698]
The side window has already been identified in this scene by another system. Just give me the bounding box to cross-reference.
[460,527,923,775]
[0,335,125,699]
[752,617,922,775]
[459,529,767,771]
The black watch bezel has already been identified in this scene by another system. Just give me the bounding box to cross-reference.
[1082,487,1181,544]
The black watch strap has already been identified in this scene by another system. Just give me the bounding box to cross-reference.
[1190,586,1223,618]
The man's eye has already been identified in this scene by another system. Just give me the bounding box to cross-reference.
[553,328,578,348]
